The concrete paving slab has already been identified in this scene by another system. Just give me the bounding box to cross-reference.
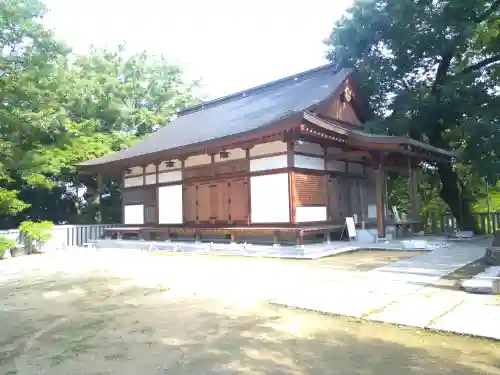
[429,302,500,340]
[271,290,399,318]
[366,293,464,328]
[330,278,423,296]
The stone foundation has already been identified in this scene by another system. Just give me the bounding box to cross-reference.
[485,247,500,265]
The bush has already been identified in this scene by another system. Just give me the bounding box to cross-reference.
[0,235,16,258]
[19,221,54,253]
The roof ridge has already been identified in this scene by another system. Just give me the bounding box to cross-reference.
[179,62,339,116]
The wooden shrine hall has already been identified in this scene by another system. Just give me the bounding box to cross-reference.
[78,64,456,245]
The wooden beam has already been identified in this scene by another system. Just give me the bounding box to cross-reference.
[327,150,373,161]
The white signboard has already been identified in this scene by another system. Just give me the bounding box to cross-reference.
[367,204,377,219]
[392,206,401,223]
[345,217,356,239]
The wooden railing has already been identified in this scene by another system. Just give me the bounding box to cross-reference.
[0,224,117,251]
[424,212,500,234]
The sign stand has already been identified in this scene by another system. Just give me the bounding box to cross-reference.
[341,217,357,243]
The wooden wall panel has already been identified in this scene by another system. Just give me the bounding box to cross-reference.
[184,165,212,180]
[197,183,212,222]
[328,177,350,223]
[229,178,249,222]
[294,173,327,207]
[180,177,250,225]
[214,181,229,222]
[214,159,249,176]
[349,179,362,218]
[183,184,198,223]
[327,97,361,125]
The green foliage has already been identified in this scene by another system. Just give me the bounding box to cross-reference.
[325,0,500,229]
[19,220,54,243]
[0,0,200,226]
[0,235,16,258]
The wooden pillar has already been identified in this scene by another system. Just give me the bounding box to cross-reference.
[410,169,420,221]
[375,163,386,239]
[287,140,296,224]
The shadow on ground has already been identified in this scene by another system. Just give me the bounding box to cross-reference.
[0,272,499,375]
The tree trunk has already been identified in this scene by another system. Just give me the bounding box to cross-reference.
[426,120,479,233]
[437,162,479,233]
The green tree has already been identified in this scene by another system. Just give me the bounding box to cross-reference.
[325,0,500,231]
[0,0,70,216]
[0,0,200,225]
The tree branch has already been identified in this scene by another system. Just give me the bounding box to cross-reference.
[431,52,454,93]
[475,0,500,23]
[460,54,500,75]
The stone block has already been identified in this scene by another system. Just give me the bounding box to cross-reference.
[492,231,500,247]
[493,279,500,294]
[484,247,500,265]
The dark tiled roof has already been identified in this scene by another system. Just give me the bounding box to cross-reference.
[304,112,457,158]
[79,64,351,167]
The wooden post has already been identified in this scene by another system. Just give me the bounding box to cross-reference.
[273,231,280,247]
[408,159,420,221]
[375,163,386,239]
[296,230,304,247]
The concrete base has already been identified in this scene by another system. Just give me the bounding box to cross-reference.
[462,265,500,294]
[485,247,500,265]
[451,231,474,239]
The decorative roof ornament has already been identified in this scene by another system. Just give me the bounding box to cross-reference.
[344,86,353,102]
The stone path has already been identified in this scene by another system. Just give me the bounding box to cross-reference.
[271,237,500,340]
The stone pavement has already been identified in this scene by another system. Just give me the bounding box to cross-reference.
[271,237,500,340]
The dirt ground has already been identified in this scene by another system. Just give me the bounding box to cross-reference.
[152,249,426,270]
[1,268,499,375]
[286,250,427,270]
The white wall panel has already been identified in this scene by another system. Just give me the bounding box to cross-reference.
[294,155,325,170]
[158,185,183,224]
[145,174,157,185]
[326,147,342,155]
[348,163,364,173]
[293,141,324,156]
[250,173,290,223]
[184,154,211,167]
[158,170,182,184]
[124,176,143,187]
[124,204,144,225]
[158,160,181,171]
[296,206,328,223]
[326,160,346,172]
[250,155,288,172]
[214,148,246,162]
[124,166,143,177]
[144,164,156,174]
[250,141,287,157]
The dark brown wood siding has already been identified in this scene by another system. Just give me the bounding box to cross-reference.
[327,176,350,223]
[183,184,198,223]
[293,172,327,207]
[197,183,212,222]
[181,177,249,225]
[229,178,249,222]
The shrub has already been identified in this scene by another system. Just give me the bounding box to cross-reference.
[0,235,16,258]
[19,221,54,253]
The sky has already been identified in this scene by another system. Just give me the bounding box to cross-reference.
[42,0,352,98]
